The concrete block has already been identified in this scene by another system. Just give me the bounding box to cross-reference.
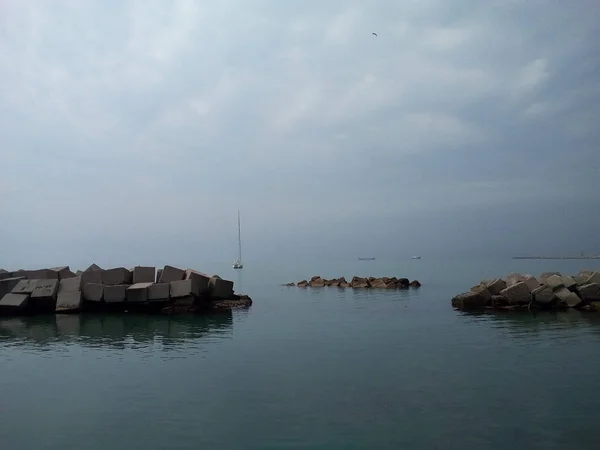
[50,266,77,279]
[185,269,210,294]
[104,285,129,303]
[148,283,169,302]
[75,270,83,276]
[545,275,565,290]
[156,269,163,283]
[159,265,185,283]
[81,270,103,284]
[531,285,557,305]
[577,283,600,302]
[58,277,82,294]
[499,282,531,305]
[82,283,104,302]
[11,279,39,295]
[0,276,26,300]
[133,266,155,284]
[585,272,600,285]
[31,279,59,299]
[85,263,103,271]
[555,287,582,308]
[25,269,59,280]
[0,269,10,281]
[56,291,83,313]
[30,280,59,312]
[170,279,201,298]
[0,293,30,315]
[126,282,153,302]
[486,278,507,295]
[209,276,234,299]
[102,267,133,285]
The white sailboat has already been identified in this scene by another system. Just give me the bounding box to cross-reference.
[232,210,243,269]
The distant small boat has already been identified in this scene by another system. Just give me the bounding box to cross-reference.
[358,257,376,261]
[232,210,243,269]
[412,256,421,260]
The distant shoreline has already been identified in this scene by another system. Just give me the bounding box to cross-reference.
[512,256,600,260]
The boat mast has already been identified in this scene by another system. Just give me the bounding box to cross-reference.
[237,209,242,262]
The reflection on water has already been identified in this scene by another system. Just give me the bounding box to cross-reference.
[0,311,234,351]
[458,309,600,341]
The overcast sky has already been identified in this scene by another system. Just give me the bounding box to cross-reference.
[0,0,599,269]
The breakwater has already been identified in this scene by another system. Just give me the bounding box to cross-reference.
[452,270,600,312]
[286,276,421,288]
[0,264,251,316]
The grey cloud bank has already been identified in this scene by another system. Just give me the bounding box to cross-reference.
[0,0,599,268]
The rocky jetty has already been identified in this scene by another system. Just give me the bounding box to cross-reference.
[451,270,600,312]
[286,276,421,289]
[0,264,252,317]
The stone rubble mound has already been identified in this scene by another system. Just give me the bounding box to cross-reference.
[286,276,422,289]
[451,270,600,312]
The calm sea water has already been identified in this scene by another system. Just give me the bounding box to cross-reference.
[2,258,600,450]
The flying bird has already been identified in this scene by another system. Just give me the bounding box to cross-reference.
[372,32,378,36]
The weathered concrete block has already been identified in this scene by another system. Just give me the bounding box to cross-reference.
[148,283,169,301]
[30,280,59,311]
[555,287,582,308]
[85,263,103,272]
[350,276,369,288]
[104,285,129,303]
[560,276,577,290]
[0,269,10,281]
[170,279,201,298]
[156,268,163,283]
[0,293,30,315]
[470,283,492,304]
[540,271,561,280]
[25,269,59,280]
[523,277,540,292]
[56,291,83,313]
[82,283,104,302]
[531,285,557,305]
[0,276,26,300]
[486,278,507,295]
[505,273,527,287]
[81,270,103,284]
[75,270,83,276]
[397,278,410,288]
[102,267,133,285]
[59,277,82,293]
[133,266,155,284]
[369,278,387,288]
[31,279,59,299]
[577,283,600,302]
[11,279,39,295]
[500,282,531,305]
[185,269,210,294]
[451,292,486,310]
[209,276,234,299]
[491,295,508,307]
[159,265,185,283]
[50,266,77,279]
[309,277,326,287]
[545,274,565,290]
[126,282,153,303]
[585,272,600,285]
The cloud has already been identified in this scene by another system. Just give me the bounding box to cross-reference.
[0,0,599,267]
